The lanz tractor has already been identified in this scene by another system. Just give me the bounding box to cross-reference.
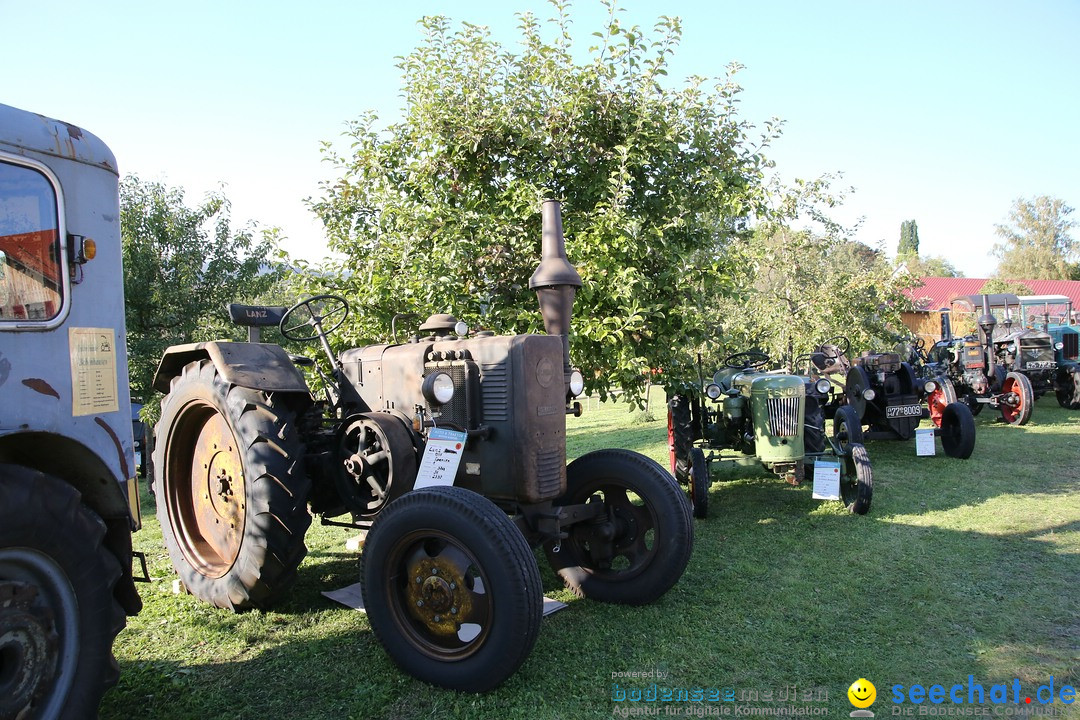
[668,351,873,519]
[151,200,693,692]
[923,294,1044,426]
[802,336,976,459]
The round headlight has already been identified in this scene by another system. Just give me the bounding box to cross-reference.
[1009,343,1017,353]
[705,383,723,400]
[815,378,831,394]
[1055,341,1064,350]
[923,380,937,394]
[569,369,585,397]
[422,372,455,405]
[454,321,469,337]
[862,388,877,401]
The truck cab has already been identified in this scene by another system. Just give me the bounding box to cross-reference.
[0,103,141,719]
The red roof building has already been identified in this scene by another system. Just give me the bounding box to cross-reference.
[905,277,1080,311]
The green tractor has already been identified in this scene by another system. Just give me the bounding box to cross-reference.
[668,351,872,519]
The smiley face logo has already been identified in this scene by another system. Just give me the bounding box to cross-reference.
[848,678,876,709]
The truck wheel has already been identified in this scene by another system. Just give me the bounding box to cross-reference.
[544,449,693,605]
[940,402,976,459]
[1056,367,1080,410]
[1000,372,1034,426]
[839,443,873,515]
[926,378,957,428]
[153,359,311,610]
[0,466,126,720]
[667,394,694,481]
[688,448,709,519]
[360,486,541,692]
[832,405,864,454]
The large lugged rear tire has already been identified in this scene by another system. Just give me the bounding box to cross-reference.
[545,449,693,605]
[360,486,542,692]
[0,466,127,720]
[153,359,311,611]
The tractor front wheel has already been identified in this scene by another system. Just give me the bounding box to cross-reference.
[545,449,693,605]
[926,378,958,428]
[832,405,864,454]
[360,486,542,692]
[999,372,1034,426]
[688,448,709,519]
[939,402,976,459]
[153,360,311,610]
[667,394,694,482]
[1056,367,1080,410]
[839,444,873,515]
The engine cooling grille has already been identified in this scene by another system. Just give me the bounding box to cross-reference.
[766,396,802,438]
[534,447,564,498]
[480,361,510,422]
[1064,333,1079,360]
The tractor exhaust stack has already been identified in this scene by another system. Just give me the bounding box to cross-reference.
[530,199,582,382]
[978,294,998,380]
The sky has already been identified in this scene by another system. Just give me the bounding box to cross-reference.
[3,0,1078,278]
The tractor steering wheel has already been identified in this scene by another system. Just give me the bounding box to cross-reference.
[816,335,851,360]
[724,351,770,370]
[280,294,350,342]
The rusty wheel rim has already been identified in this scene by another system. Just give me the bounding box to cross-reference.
[386,530,492,661]
[166,402,246,578]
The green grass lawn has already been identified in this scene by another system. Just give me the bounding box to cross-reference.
[102,391,1080,719]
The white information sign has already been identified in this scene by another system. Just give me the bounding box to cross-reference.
[915,428,936,456]
[812,458,841,500]
[414,428,469,489]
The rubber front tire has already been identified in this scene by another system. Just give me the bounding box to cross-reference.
[844,366,872,420]
[0,466,127,720]
[667,394,694,482]
[688,448,709,519]
[839,444,873,515]
[1056,366,1080,410]
[545,449,693,605]
[940,402,976,459]
[360,486,542,692]
[153,359,311,610]
[832,405,864,454]
[1000,371,1034,426]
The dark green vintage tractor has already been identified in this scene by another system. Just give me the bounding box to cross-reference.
[151,201,693,692]
[668,351,872,519]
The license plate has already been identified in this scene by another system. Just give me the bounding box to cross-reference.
[885,404,923,418]
[1026,361,1055,369]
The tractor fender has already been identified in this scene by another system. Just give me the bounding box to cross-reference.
[153,341,310,394]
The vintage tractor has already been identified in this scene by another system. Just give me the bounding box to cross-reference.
[801,336,976,459]
[668,351,873,518]
[924,294,1038,425]
[151,200,693,692]
[1,103,144,718]
[1017,294,1080,409]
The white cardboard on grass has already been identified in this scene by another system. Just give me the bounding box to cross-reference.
[811,458,841,500]
[915,428,936,456]
[414,427,469,489]
[322,582,568,617]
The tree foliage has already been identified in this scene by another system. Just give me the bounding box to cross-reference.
[121,175,283,420]
[979,278,1032,296]
[992,195,1078,280]
[307,0,778,401]
[898,219,919,258]
[900,253,962,278]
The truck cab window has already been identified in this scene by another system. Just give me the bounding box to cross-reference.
[0,160,62,322]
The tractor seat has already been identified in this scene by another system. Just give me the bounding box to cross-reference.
[228,304,288,327]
